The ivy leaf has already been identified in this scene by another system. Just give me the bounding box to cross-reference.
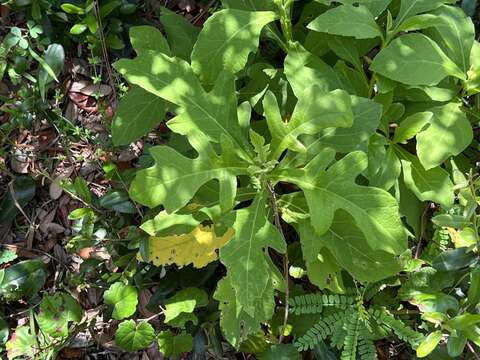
[158,331,193,358]
[220,193,286,316]
[370,33,465,86]
[37,292,83,338]
[394,0,458,28]
[160,7,199,61]
[214,275,276,348]
[416,103,473,170]
[129,144,249,211]
[191,9,278,85]
[308,4,383,39]
[164,287,208,325]
[424,5,474,73]
[393,145,454,207]
[263,87,353,159]
[115,320,155,352]
[142,225,234,268]
[278,150,407,255]
[103,282,138,320]
[111,87,166,146]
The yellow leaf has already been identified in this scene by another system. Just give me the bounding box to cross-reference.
[140,225,234,268]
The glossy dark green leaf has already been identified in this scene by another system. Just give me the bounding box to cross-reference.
[0,176,36,223]
[0,260,47,302]
[432,248,477,272]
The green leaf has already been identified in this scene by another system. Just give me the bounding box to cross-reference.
[37,292,82,338]
[416,103,473,170]
[222,0,276,10]
[69,23,87,35]
[394,145,454,207]
[465,41,480,95]
[0,260,46,302]
[411,292,459,313]
[115,320,155,352]
[112,86,166,146]
[214,275,276,348]
[129,144,248,211]
[0,177,36,223]
[60,3,85,14]
[432,248,477,271]
[318,210,402,282]
[394,0,457,28]
[5,326,36,359]
[264,344,301,360]
[191,9,278,85]
[263,87,353,159]
[417,331,442,357]
[160,7,199,61]
[327,36,363,72]
[284,42,342,97]
[103,282,138,320]
[164,287,208,325]
[220,193,285,316]
[468,267,480,308]
[369,146,401,190]
[392,112,432,144]
[157,331,193,357]
[129,25,171,56]
[140,211,200,236]
[304,95,382,154]
[447,333,467,357]
[424,5,474,73]
[99,190,136,214]
[431,214,470,228]
[38,44,64,101]
[114,54,247,148]
[0,317,9,345]
[278,150,407,255]
[0,249,18,265]
[308,4,383,39]
[370,33,465,86]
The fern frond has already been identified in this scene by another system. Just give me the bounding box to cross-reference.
[294,312,344,351]
[290,293,355,315]
[358,334,378,360]
[341,312,362,360]
[373,308,424,349]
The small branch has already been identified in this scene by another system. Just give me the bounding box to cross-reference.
[467,341,480,360]
[266,181,289,344]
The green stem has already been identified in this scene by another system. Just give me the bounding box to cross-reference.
[276,0,294,44]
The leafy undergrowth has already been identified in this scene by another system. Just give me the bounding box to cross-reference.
[1,0,480,359]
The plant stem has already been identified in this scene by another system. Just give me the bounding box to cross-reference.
[266,181,290,344]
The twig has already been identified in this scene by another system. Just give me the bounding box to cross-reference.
[467,341,480,360]
[414,204,430,259]
[93,0,117,100]
[266,181,289,344]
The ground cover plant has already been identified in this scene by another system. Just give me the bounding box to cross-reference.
[1,0,480,359]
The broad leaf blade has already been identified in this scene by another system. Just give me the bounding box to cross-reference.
[308,4,383,39]
[111,86,166,146]
[370,33,465,85]
[191,9,278,86]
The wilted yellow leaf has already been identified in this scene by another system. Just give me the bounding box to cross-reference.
[140,225,234,268]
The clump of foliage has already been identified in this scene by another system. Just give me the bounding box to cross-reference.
[2,0,480,358]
